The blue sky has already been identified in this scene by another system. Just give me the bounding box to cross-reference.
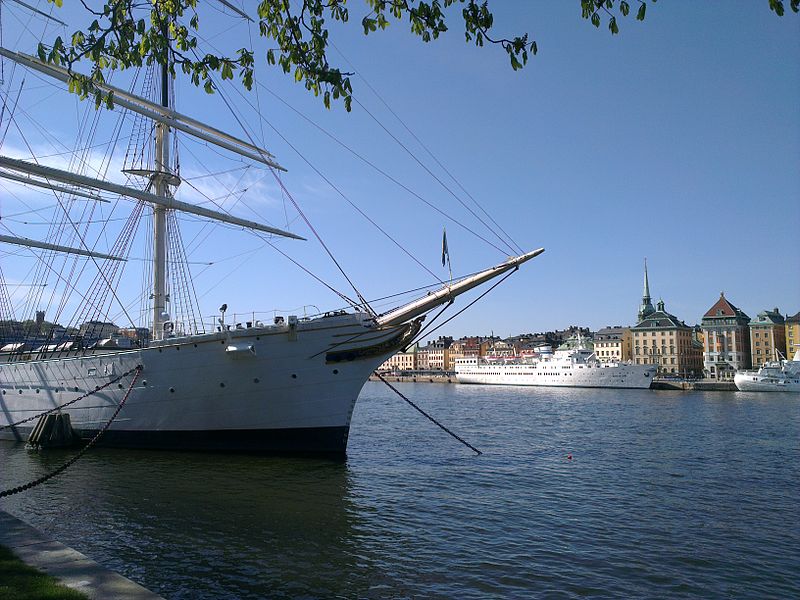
[0,2,797,338]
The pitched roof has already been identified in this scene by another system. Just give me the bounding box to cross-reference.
[703,293,749,319]
[787,311,800,324]
[632,301,690,330]
[750,309,785,326]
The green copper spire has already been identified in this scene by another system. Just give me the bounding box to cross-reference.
[638,258,655,322]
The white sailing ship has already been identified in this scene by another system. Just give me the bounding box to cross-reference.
[733,351,800,393]
[455,343,656,389]
[0,9,544,454]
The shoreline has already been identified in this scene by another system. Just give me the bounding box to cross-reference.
[370,374,739,391]
[0,510,163,599]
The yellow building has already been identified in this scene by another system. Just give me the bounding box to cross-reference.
[786,311,800,360]
[378,345,417,372]
[593,326,632,362]
[749,308,786,366]
[631,300,703,376]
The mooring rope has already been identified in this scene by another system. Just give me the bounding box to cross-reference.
[374,371,482,456]
[0,365,142,498]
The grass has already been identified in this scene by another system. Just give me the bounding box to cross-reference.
[0,544,88,600]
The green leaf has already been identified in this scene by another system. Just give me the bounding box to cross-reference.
[636,3,647,21]
[591,12,601,28]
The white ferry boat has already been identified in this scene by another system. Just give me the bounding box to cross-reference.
[455,344,656,389]
[734,351,800,392]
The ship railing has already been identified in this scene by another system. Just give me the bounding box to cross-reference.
[197,306,326,334]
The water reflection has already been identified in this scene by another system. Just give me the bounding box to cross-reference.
[2,445,368,599]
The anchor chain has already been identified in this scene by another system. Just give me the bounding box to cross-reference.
[0,365,143,498]
[0,365,143,432]
[374,371,482,455]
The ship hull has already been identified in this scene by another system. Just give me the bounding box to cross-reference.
[455,363,656,389]
[0,313,416,455]
[733,373,800,393]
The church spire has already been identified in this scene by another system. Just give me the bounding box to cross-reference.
[637,258,655,322]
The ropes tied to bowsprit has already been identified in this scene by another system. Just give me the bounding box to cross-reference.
[374,371,482,456]
[0,365,143,498]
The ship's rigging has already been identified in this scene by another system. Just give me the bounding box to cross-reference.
[0,0,537,358]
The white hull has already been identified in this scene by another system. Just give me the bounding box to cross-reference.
[455,361,655,389]
[734,372,800,393]
[0,313,417,454]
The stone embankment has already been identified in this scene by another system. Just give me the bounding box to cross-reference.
[370,373,456,384]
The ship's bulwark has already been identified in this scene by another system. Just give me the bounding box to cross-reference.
[0,313,417,455]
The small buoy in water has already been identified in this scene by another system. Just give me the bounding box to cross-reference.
[566,454,573,460]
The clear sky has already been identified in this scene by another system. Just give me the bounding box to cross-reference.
[0,2,798,339]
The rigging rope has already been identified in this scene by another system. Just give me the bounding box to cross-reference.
[205,71,376,317]
[332,41,523,256]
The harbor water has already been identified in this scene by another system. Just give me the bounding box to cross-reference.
[1,383,798,599]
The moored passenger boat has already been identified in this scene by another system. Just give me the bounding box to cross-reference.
[733,351,800,392]
[455,344,656,389]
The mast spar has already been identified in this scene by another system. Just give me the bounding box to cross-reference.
[152,41,170,341]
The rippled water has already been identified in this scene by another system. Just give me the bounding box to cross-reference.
[2,383,799,599]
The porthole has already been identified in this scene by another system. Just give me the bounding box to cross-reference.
[176,346,180,351]
[333,369,339,375]
[194,344,198,348]
[220,382,225,388]
[253,378,260,384]
[118,384,123,389]
[35,389,39,394]
[291,374,297,379]
[142,380,147,386]
[170,387,175,393]
[18,390,22,394]
[74,387,79,392]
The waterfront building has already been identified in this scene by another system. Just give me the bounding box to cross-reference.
[748,308,787,366]
[426,336,453,371]
[593,326,632,362]
[445,337,492,370]
[558,334,594,351]
[447,341,465,371]
[632,299,703,377]
[378,344,418,372]
[416,346,430,371]
[78,320,119,340]
[118,327,151,344]
[700,293,751,380]
[786,311,800,358]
